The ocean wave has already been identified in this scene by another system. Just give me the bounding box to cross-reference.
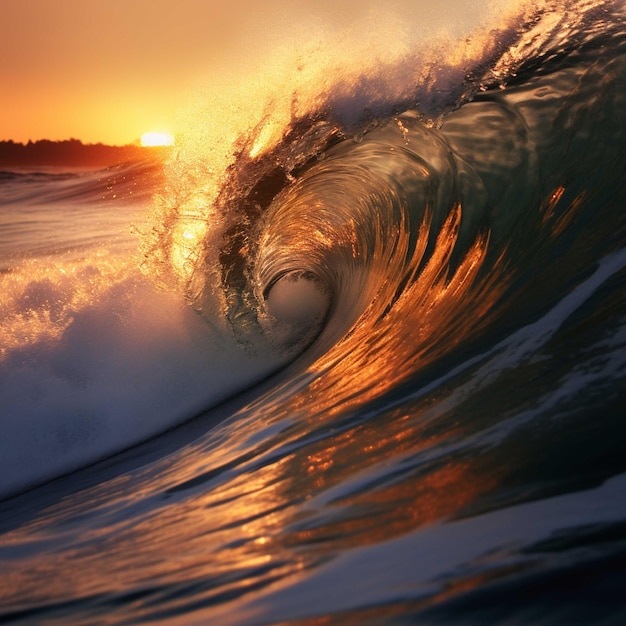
[1,3,626,622]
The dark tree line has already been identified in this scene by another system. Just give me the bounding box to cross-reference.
[0,139,159,166]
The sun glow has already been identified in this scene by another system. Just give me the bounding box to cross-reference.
[140,131,175,147]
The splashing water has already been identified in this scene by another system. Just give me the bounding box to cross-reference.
[1,1,626,624]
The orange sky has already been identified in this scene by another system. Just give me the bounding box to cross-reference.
[0,0,387,145]
[0,2,278,144]
[1,0,513,146]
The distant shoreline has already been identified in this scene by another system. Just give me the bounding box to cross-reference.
[0,139,170,167]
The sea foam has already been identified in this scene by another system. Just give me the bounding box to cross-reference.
[0,270,284,498]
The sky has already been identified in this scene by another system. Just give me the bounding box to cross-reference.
[0,0,515,146]
[0,0,269,145]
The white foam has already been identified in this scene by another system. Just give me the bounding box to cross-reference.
[0,273,285,499]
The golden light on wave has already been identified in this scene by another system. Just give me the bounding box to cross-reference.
[0,253,130,360]
[140,131,175,147]
[171,218,208,281]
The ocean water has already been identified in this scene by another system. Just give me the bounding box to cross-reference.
[2,0,626,624]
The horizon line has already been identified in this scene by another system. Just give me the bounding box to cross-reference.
[0,137,156,148]
[0,138,179,150]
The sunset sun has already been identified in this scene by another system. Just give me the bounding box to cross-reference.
[140,131,175,147]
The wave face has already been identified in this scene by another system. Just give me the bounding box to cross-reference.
[2,1,626,624]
